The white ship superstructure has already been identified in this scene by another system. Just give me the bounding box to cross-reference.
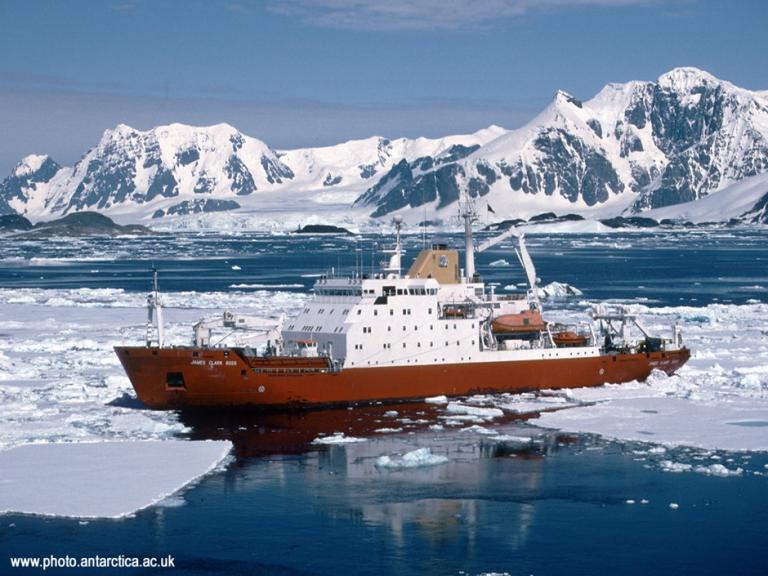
[280,211,619,369]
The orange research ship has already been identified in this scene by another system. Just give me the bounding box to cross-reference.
[115,207,690,409]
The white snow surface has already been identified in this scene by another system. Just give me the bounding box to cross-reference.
[14,154,48,177]
[643,172,768,223]
[520,301,768,452]
[0,440,232,518]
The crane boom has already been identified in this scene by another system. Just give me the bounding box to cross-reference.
[475,227,520,254]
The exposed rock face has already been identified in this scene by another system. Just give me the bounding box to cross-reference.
[0,155,62,214]
[151,199,241,219]
[355,68,768,220]
[1,124,292,219]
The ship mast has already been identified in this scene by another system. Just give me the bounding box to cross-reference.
[382,215,404,278]
[146,268,165,348]
[459,195,477,283]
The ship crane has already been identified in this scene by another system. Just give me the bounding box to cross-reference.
[193,311,285,353]
[475,227,541,308]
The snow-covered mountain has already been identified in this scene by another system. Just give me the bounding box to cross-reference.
[355,67,768,222]
[2,67,767,227]
[0,122,505,224]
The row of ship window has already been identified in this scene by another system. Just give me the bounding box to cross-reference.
[363,323,474,332]
[306,308,351,315]
[314,287,437,297]
[291,321,475,333]
[380,287,437,296]
[353,340,475,351]
[315,289,362,296]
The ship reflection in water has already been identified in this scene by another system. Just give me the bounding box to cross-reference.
[179,405,572,557]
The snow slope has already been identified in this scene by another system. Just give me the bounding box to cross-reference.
[643,172,768,223]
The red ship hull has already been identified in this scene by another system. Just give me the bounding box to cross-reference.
[114,346,690,409]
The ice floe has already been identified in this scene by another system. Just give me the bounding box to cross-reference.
[0,289,306,449]
[445,402,504,419]
[0,440,232,518]
[497,301,768,452]
[489,259,510,267]
[375,447,449,469]
[659,460,743,477]
[537,281,583,298]
[312,432,367,445]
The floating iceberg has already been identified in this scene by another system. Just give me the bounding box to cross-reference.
[537,281,583,298]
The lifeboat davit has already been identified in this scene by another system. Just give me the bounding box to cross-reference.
[491,311,546,336]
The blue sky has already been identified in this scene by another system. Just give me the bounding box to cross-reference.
[0,0,766,174]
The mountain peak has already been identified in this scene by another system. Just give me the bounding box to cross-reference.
[658,67,719,91]
[14,155,50,177]
[553,90,583,108]
[112,123,137,134]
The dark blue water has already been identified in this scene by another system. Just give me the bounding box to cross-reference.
[3,423,767,576]
[0,229,766,306]
[1,229,768,575]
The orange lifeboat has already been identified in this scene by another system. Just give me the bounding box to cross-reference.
[552,331,589,347]
[491,310,546,336]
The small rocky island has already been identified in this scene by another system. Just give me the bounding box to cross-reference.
[293,224,354,235]
[0,212,155,237]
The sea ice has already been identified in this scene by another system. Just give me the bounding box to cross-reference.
[445,402,504,419]
[0,289,306,449]
[537,281,583,298]
[514,301,768,452]
[375,447,449,469]
[311,432,367,445]
[489,259,510,267]
[0,440,232,518]
[461,425,499,436]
